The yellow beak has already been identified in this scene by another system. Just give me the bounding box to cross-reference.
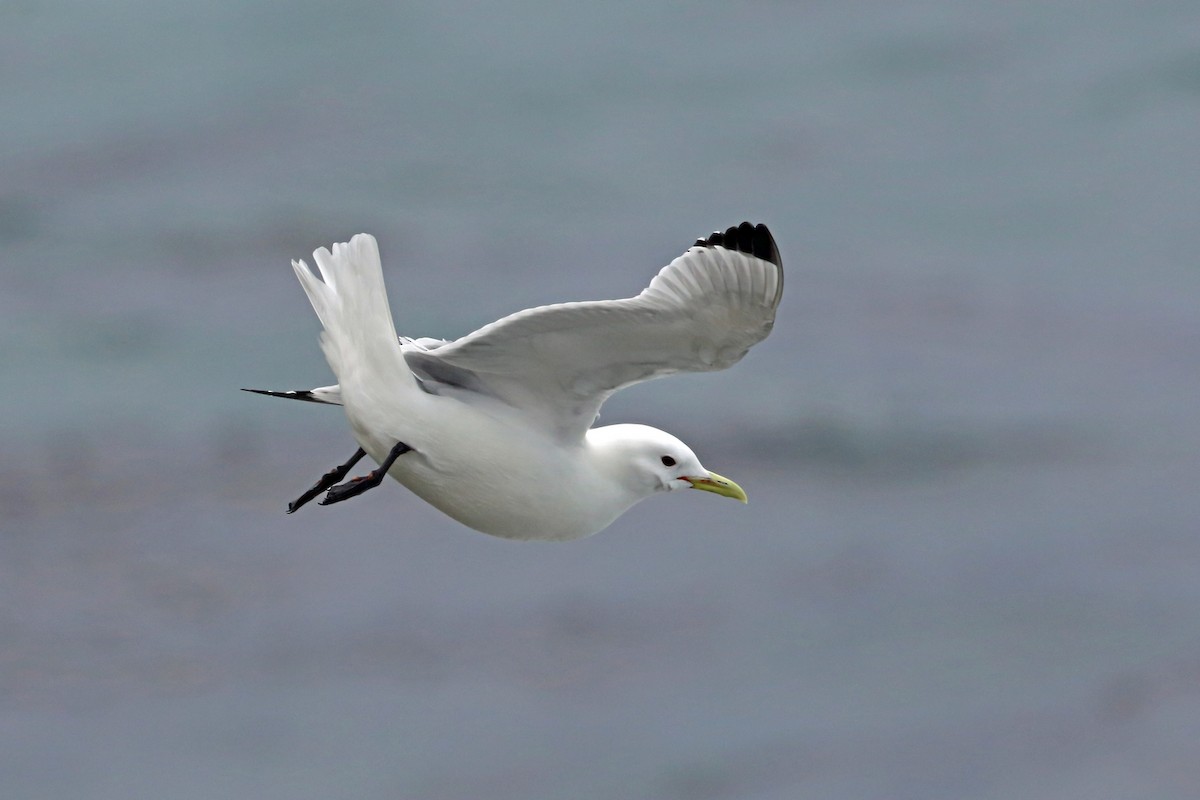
[685,471,748,504]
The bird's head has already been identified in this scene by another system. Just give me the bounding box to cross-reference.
[587,424,747,504]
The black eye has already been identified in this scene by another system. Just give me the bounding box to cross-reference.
[661,455,676,467]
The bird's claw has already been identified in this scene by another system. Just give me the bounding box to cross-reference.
[319,474,378,506]
[286,448,366,513]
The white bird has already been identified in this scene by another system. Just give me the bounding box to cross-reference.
[246,222,783,541]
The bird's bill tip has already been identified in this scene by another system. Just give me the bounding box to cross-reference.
[685,471,748,503]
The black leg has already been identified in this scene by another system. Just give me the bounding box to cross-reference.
[287,447,367,514]
[319,441,413,507]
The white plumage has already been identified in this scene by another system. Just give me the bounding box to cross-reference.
[251,222,783,541]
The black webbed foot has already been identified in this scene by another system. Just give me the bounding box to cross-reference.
[319,473,381,505]
[287,448,367,513]
[319,441,413,507]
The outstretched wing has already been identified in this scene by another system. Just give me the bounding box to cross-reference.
[405,222,783,442]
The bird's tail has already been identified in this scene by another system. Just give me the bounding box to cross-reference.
[290,234,412,404]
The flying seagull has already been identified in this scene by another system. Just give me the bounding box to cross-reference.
[246,221,782,541]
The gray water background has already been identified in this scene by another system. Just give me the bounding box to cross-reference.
[3,1,1199,797]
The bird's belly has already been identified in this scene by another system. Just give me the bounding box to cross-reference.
[360,412,626,541]
[389,456,621,541]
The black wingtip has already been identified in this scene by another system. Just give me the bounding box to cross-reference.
[695,222,781,268]
[242,388,323,404]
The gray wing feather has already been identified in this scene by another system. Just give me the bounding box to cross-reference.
[407,223,783,441]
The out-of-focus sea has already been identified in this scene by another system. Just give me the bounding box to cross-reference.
[3,1,1199,797]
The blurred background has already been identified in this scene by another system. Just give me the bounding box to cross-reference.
[3,1,1199,797]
